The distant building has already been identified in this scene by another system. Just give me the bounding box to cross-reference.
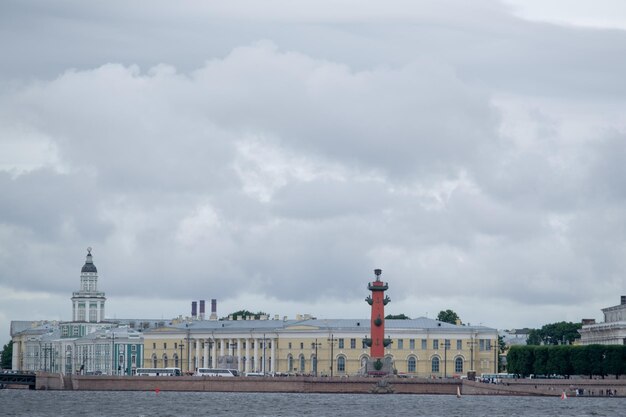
[499,328,530,347]
[141,317,498,377]
[11,249,146,374]
[579,296,626,345]
[11,250,499,377]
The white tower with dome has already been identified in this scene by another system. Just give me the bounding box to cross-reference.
[71,247,106,322]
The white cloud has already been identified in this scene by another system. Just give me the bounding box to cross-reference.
[2,0,626,346]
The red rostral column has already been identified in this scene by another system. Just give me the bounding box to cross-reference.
[365,269,391,359]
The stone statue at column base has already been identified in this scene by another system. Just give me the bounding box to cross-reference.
[358,357,395,376]
[217,355,239,370]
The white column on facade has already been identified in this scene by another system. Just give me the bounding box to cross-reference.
[270,338,276,373]
[96,302,101,323]
[245,338,250,373]
[237,338,242,372]
[220,338,224,358]
[85,302,90,323]
[12,341,19,370]
[253,338,259,372]
[195,338,201,371]
[211,339,217,368]
[187,338,192,372]
[203,339,209,368]
[60,344,65,375]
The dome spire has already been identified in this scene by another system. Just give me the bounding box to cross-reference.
[81,247,97,273]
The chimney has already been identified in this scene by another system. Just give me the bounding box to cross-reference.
[621,295,626,305]
[199,300,206,320]
[210,299,218,320]
[191,301,197,319]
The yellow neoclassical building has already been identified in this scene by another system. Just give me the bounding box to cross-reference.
[142,316,498,377]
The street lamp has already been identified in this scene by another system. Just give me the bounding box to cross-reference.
[327,334,336,377]
[231,341,238,373]
[312,339,322,377]
[42,344,50,372]
[179,341,184,373]
[111,332,116,375]
[262,334,267,375]
[443,339,450,378]
[467,336,477,375]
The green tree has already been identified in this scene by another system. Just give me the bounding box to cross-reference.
[527,322,582,345]
[603,345,625,379]
[506,346,521,375]
[385,314,410,320]
[546,345,572,377]
[506,345,534,377]
[570,346,590,377]
[587,344,606,378]
[498,335,507,372]
[436,310,460,325]
[1,341,12,369]
[221,310,268,320]
[526,329,543,345]
[533,346,549,376]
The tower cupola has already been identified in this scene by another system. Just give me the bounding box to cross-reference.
[81,248,97,273]
[71,247,106,323]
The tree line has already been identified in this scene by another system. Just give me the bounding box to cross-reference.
[1,341,12,369]
[507,345,626,378]
[526,321,582,345]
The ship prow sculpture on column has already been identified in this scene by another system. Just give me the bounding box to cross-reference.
[360,269,394,376]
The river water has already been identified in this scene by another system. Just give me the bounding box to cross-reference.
[1,390,624,417]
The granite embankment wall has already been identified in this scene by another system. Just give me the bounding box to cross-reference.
[35,374,626,396]
[36,374,458,394]
[462,378,626,397]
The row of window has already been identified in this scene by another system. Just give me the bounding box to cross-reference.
[150,339,493,352]
[285,338,491,351]
[152,341,272,350]
[150,354,265,370]
[285,354,466,374]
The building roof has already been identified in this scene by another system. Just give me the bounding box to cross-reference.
[141,317,495,335]
[81,249,97,273]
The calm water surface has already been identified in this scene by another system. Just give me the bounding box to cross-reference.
[1,390,624,417]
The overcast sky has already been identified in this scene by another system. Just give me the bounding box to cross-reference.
[2,0,626,347]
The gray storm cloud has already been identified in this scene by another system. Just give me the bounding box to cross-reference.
[1,0,626,346]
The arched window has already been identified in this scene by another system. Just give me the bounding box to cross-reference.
[173,353,179,368]
[152,354,157,368]
[311,355,317,375]
[337,356,346,373]
[287,354,293,372]
[431,357,440,373]
[407,356,417,373]
[299,354,305,372]
[455,357,463,373]
[163,354,168,368]
[360,356,369,368]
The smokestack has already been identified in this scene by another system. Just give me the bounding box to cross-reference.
[199,300,205,320]
[191,301,197,318]
[210,299,217,320]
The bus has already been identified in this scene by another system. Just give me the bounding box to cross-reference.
[194,368,239,377]
[479,373,516,383]
[136,367,181,376]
